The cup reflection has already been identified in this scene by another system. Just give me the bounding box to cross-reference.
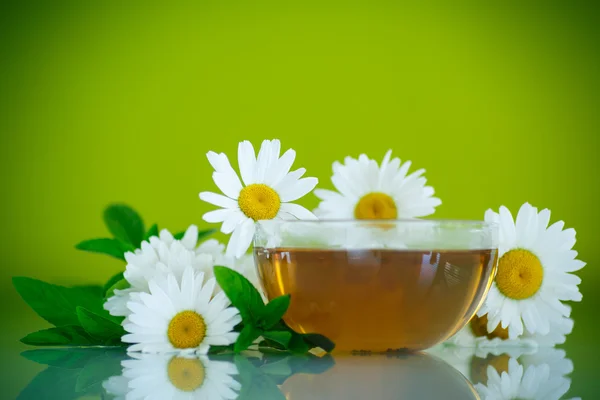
[279,352,479,400]
[18,345,578,400]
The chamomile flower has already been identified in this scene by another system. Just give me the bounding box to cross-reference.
[200,139,318,258]
[314,150,441,220]
[195,239,261,290]
[105,226,210,316]
[474,349,576,400]
[477,203,585,339]
[104,225,255,317]
[108,353,241,400]
[122,268,241,354]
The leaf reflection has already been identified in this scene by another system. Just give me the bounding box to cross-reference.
[19,346,578,400]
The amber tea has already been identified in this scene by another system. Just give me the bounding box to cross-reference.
[254,247,497,352]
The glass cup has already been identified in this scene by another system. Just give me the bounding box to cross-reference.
[253,219,498,352]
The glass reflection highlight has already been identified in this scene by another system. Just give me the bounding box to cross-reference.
[18,346,578,399]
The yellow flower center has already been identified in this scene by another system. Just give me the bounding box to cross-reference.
[167,357,205,392]
[167,311,206,349]
[354,192,397,220]
[470,314,509,340]
[495,249,543,300]
[238,184,281,221]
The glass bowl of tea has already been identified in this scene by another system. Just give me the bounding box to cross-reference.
[253,219,498,353]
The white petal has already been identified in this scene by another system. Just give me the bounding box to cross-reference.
[279,177,318,202]
[235,218,256,258]
[279,203,318,220]
[255,139,280,183]
[203,208,236,223]
[273,168,305,193]
[266,148,296,186]
[207,151,243,198]
[221,210,245,234]
[537,208,551,233]
[515,202,538,248]
[213,171,243,199]
[484,209,499,224]
[180,225,198,249]
[499,206,516,248]
[159,229,174,244]
[226,217,255,258]
[199,191,238,208]
[238,140,257,186]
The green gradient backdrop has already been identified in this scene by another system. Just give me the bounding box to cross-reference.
[1,1,598,398]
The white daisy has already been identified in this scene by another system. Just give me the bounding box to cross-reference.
[109,353,241,400]
[122,268,241,354]
[195,239,261,292]
[474,349,576,400]
[477,203,585,339]
[105,226,254,317]
[199,139,318,258]
[314,150,441,220]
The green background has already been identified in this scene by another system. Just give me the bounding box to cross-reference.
[1,1,598,398]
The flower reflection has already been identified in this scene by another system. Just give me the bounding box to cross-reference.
[104,354,241,400]
[428,346,578,400]
[19,346,579,400]
[475,349,577,400]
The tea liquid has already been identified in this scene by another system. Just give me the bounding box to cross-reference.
[254,248,496,352]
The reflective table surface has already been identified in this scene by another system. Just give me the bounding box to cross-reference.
[7,344,589,399]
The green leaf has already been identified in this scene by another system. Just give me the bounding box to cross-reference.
[13,277,105,327]
[197,228,216,241]
[21,348,111,369]
[214,266,265,325]
[143,223,159,241]
[174,228,216,241]
[287,332,310,354]
[262,331,292,348]
[102,272,124,296]
[21,326,94,346]
[103,204,145,247]
[71,285,104,300]
[235,324,262,353]
[76,307,124,344]
[75,238,134,260]
[104,278,130,299]
[302,333,336,353]
[258,339,287,353]
[208,344,235,354]
[260,295,290,329]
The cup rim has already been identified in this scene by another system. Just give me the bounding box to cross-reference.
[256,218,498,229]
